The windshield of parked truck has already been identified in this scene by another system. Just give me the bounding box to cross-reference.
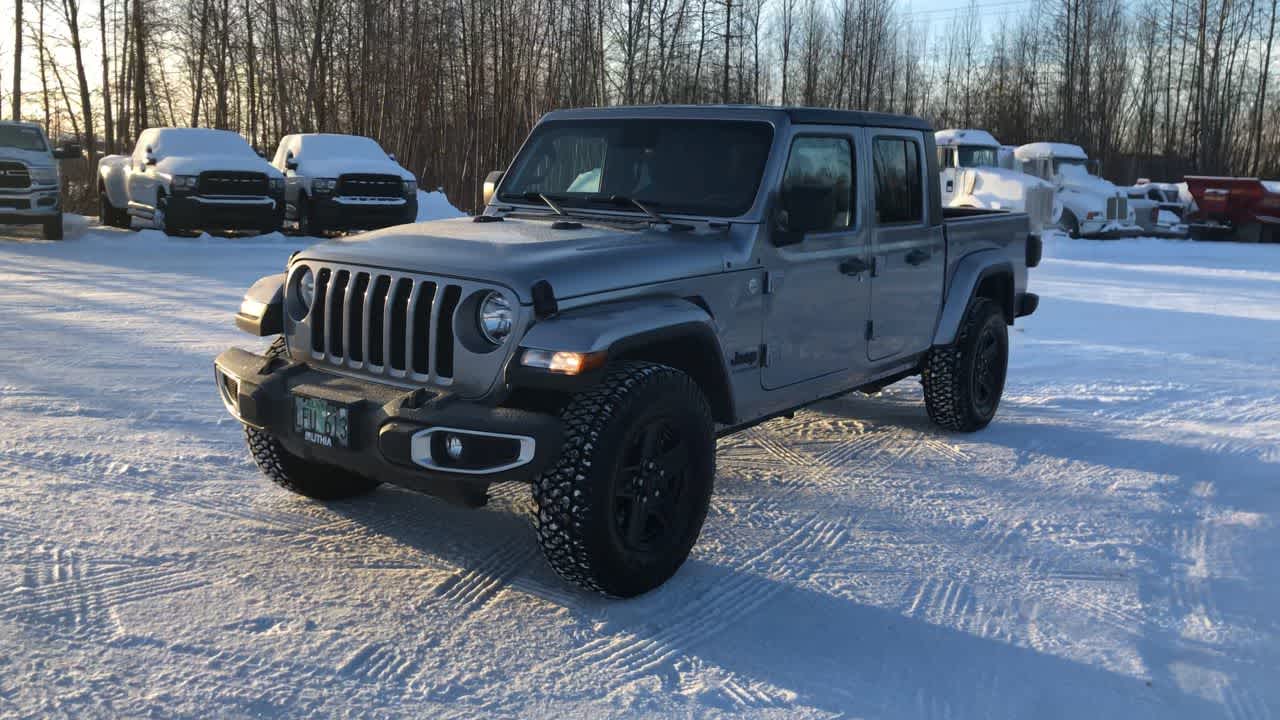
[0,125,48,152]
[151,129,257,158]
[297,134,386,159]
[1052,157,1089,174]
[956,145,998,168]
[499,119,774,217]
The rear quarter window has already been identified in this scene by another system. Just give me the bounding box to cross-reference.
[873,137,923,224]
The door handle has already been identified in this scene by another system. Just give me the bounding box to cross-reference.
[905,249,931,266]
[839,257,871,276]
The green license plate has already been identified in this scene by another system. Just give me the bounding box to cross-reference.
[293,394,351,448]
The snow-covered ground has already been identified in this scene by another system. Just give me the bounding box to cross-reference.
[0,225,1276,719]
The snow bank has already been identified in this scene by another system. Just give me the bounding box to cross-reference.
[416,189,466,221]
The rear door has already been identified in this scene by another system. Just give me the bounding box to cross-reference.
[867,131,945,361]
[762,129,871,390]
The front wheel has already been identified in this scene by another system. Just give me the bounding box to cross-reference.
[42,215,64,240]
[533,362,716,597]
[297,193,325,236]
[921,297,1008,432]
[1060,210,1081,238]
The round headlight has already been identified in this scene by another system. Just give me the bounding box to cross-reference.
[290,266,315,321]
[478,292,513,345]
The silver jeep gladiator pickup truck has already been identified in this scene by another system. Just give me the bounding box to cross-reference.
[216,106,1041,597]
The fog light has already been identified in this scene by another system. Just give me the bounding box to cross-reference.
[445,435,464,460]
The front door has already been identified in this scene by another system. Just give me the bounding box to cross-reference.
[762,130,872,390]
[867,131,946,362]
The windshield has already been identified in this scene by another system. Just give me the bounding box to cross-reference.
[1052,157,1088,174]
[0,125,48,152]
[297,134,385,159]
[499,119,774,217]
[152,129,256,158]
[956,145,998,168]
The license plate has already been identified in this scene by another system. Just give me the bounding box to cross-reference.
[294,394,351,448]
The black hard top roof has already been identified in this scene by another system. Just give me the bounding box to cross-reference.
[541,105,933,132]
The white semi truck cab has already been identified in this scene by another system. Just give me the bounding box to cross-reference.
[935,129,1057,232]
[1013,142,1140,237]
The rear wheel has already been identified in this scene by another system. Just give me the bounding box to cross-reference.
[533,362,715,597]
[921,297,1008,433]
[41,215,64,240]
[244,338,381,500]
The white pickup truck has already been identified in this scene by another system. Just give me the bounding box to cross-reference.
[270,133,418,235]
[0,121,81,240]
[98,128,285,236]
[1013,142,1141,237]
[935,129,1058,232]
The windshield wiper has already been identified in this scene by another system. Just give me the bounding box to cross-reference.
[521,192,570,216]
[587,195,692,230]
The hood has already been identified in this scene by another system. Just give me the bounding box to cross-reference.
[156,154,283,178]
[299,155,413,181]
[294,216,732,303]
[0,147,55,168]
[965,166,1053,196]
[1057,165,1120,197]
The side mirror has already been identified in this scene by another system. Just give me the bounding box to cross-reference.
[144,145,157,165]
[52,143,82,159]
[388,153,397,162]
[773,184,833,246]
[256,149,268,159]
[482,170,505,206]
[285,158,298,171]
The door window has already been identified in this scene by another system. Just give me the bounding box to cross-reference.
[873,137,923,224]
[779,136,854,233]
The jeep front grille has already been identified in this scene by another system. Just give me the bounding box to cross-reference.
[0,162,30,189]
[306,266,463,382]
[337,174,403,199]
[198,171,268,197]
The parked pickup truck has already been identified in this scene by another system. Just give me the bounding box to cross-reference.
[99,128,284,235]
[271,133,418,235]
[216,106,1041,597]
[1184,176,1280,243]
[1014,142,1140,237]
[0,121,81,240]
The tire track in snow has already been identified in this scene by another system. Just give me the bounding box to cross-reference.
[431,540,539,615]
[550,515,844,685]
[0,454,324,535]
[337,642,418,686]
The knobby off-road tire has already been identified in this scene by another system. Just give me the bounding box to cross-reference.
[243,337,381,500]
[533,362,716,598]
[921,297,1008,433]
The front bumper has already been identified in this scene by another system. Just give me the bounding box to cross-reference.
[167,194,284,232]
[309,194,418,230]
[213,346,563,493]
[0,186,60,223]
